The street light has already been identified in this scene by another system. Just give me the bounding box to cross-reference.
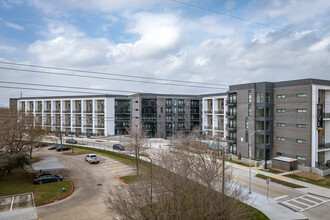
[249,130,261,194]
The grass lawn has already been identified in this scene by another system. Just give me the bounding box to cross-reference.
[227,159,251,167]
[63,147,93,155]
[120,175,139,183]
[284,174,330,189]
[0,169,72,205]
[262,168,284,174]
[255,174,305,188]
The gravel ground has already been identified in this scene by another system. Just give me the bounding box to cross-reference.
[34,148,135,220]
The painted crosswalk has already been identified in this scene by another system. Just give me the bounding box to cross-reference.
[281,194,330,212]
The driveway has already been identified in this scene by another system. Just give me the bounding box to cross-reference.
[34,148,135,220]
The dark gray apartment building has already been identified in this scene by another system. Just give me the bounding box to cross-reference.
[224,79,330,175]
[131,93,201,138]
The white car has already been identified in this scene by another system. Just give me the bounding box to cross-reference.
[85,154,100,164]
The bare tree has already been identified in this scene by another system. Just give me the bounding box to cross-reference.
[126,125,147,176]
[25,115,47,159]
[104,134,252,220]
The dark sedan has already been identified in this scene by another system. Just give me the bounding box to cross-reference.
[56,146,71,151]
[66,139,77,144]
[33,174,63,184]
[113,144,125,151]
[48,144,61,150]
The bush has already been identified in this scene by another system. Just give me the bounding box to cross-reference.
[238,152,242,160]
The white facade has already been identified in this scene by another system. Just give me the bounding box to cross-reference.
[17,96,116,136]
[202,94,227,140]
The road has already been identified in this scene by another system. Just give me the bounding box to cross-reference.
[34,147,135,220]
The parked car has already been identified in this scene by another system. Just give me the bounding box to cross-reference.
[113,144,125,151]
[48,144,61,150]
[56,146,71,151]
[35,143,48,148]
[33,174,63,184]
[85,154,100,164]
[66,139,77,144]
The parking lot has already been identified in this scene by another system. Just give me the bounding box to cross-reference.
[34,147,136,220]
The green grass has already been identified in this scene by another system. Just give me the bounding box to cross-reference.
[262,168,283,174]
[227,159,251,167]
[0,169,72,205]
[63,148,93,155]
[284,174,330,189]
[256,174,305,188]
[120,175,139,183]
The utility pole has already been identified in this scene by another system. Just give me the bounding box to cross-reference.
[249,130,260,194]
[222,146,225,195]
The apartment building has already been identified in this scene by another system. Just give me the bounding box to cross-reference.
[131,93,201,138]
[14,93,201,138]
[202,93,227,141]
[225,79,330,176]
[16,95,128,136]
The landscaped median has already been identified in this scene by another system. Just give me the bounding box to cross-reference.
[0,169,73,206]
[255,174,305,188]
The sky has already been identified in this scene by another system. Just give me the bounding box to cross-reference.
[0,0,330,106]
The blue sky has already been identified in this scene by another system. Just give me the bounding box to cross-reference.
[0,0,330,106]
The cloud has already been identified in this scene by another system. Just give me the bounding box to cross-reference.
[28,0,163,13]
[5,22,24,30]
[0,44,17,53]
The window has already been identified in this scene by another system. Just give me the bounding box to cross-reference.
[297,109,307,113]
[161,107,163,113]
[248,91,252,103]
[277,123,285,127]
[256,93,264,103]
[277,109,285,113]
[296,139,306,144]
[277,152,284,156]
[297,124,306,128]
[266,93,271,103]
[297,93,307,98]
[277,137,285,141]
[245,118,249,129]
[297,156,306,160]
[248,104,252,116]
[245,132,249,143]
[277,94,286,99]
[160,100,163,106]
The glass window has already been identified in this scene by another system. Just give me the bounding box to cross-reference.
[266,93,271,103]
[256,121,264,130]
[245,132,249,143]
[255,134,264,144]
[297,124,306,128]
[277,137,285,141]
[248,104,252,116]
[277,109,285,113]
[297,156,306,160]
[297,109,307,113]
[160,100,163,106]
[277,123,285,127]
[297,93,307,98]
[248,91,252,103]
[256,107,264,117]
[256,93,264,103]
[245,118,248,129]
[277,95,286,99]
[296,139,306,144]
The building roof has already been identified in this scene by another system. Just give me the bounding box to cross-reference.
[273,156,298,162]
[16,94,128,100]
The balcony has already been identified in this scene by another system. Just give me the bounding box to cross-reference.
[323,113,330,119]
[63,123,71,127]
[84,110,93,114]
[226,136,237,144]
[319,143,330,150]
[315,162,330,170]
[83,124,93,128]
[204,126,212,130]
[73,110,81,113]
[53,110,60,113]
[44,110,51,113]
[27,110,33,113]
[214,127,224,131]
[95,110,104,114]
[62,110,70,113]
[95,125,105,128]
[204,110,212,114]
[227,125,236,131]
[226,111,237,119]
[214,110,224,114]
[72,123,82,127]
[226,99,237,106]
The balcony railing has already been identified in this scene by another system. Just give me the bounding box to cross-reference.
[95,125,105,128]
[319,143,330,150]
[44,110,51,113]
[72,124,82,127]
[315,162,330,170]
[214,110,224,114]
[214,127,224,131]
[226,136,237,143]
[83,110,93,113]
[323,113,330,119]
[204,126,212,129]
[83,124,93,127]
[73,110,81,113]
[226,99,237,105]
[204,110,212,114]
[95,110,104,113]
[226,111,237,117]
[53,110,60,113]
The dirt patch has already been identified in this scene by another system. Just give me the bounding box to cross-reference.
[295,172,325,180]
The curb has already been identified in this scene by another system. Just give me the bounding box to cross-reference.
[118,177,128,184]
[36,180,74,207]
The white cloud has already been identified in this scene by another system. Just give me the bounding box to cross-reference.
[28,0,163,13]
[5,22,24,30]
[0,44,17,53]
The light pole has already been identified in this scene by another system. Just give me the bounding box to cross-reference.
[249,130,260,194]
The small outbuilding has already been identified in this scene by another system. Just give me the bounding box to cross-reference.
[273,156,298,171]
